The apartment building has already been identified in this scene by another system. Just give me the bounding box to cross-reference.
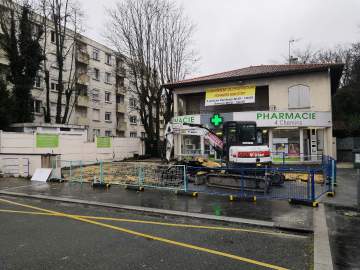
[0,3,146,141]
[164,64,343,162]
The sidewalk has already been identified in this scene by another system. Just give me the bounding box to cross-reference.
[0,177,314,231]
[322,168,360,269]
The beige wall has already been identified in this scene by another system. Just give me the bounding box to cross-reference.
[173,71,332,113]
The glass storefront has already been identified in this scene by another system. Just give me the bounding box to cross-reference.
[272,128,300,162]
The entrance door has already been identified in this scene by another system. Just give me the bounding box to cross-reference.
[303,129,321,161]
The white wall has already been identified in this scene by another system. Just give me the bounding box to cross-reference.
[0,131,144,175]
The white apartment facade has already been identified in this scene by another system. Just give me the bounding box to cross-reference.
[0,3,146,141]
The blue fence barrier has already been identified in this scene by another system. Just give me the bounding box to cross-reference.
[184,155,336,203]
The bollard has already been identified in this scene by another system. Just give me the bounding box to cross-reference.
[229,195,256,202]
[289,198,319,207]
[175,190,198,197]
[125,185,144,191]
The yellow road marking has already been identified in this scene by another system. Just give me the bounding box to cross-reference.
[0,209,305,239]
[0,198,289,270]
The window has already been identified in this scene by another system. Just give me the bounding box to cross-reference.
[93,109,100,121]
[51,82,59,91]
[273,129,300,161]
[129,98,137,108]
[130,132,137,138]
[288,85,310,109]
[51,31,55,43]
[105,130,112,137]
[92,48,99,60]
[129,115,137,125]
[116,94,124,104]
[34,76,41,88]
[92,89,100,102]
[105,72,111,84]
[93,68,100,81]
[105,112,111,122]
[141,132,146,138]
[32,23,41,36]
[33,100,41,113]
[105,53,112,65]
[105,92,111,103]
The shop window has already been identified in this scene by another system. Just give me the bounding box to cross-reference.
[288,84,310,109]
[272,129,300,161]
[182,135,201,155]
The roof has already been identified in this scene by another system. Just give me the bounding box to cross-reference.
[163,63,344,89]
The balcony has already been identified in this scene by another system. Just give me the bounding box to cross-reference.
[76,50,90,65]
[77,73,90,85]
[116,85,126,94]
[116,66,126,77]
[75,116,90,126]
[117,103,126,113]
[76,95,89,107]
[116,120,126,131]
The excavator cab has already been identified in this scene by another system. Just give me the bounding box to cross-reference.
[222,121,258,160]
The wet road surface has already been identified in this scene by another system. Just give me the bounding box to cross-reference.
[0,196,313,270]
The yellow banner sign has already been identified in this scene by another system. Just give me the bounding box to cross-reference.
[205,85,256,106]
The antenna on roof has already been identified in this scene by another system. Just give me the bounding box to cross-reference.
[288,38,301,64]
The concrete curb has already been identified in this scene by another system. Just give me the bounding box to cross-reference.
[0,190,275,228]
[313,204,334,270]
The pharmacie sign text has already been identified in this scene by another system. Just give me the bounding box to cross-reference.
[233,111,332,127]
[172,115,201,125]
[257,112,316,120]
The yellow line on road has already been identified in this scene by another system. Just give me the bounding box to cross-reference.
[0,198,289,270]
[0,209,304,239]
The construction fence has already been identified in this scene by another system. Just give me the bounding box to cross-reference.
[50,155,336,203]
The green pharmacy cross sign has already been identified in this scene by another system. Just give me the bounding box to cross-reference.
[210,114,223,127]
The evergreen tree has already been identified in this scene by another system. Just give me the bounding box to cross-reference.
[0,79,12,130]
[0,4,43,124]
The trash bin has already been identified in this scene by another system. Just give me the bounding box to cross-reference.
[353,149,360,169]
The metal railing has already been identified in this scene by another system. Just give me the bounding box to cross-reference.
[51,158,186,191]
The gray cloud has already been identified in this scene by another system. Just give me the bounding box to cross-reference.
[80,0,360,77]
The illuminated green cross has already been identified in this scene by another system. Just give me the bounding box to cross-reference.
[210,114,223,127]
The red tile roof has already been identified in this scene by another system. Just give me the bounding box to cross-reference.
[163,63,344,89]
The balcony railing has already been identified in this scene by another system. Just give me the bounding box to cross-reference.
[116,85,126,94]
[117,103,126,113]
[76,95,89,107]
[75,116,90,126]
[77,73,90,85]
[116,120,126,131]
[76,50,90,65]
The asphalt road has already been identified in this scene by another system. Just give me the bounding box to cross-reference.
[0,196,313,270]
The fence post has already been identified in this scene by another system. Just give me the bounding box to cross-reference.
[310,171,316,202]
[183,165,188,192]
[282,152,285,165]
[80,160,83,184]
[99,160,103,183]
[69,161,72,182]
[331,159,336,191]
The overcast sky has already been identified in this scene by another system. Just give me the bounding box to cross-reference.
[79,0,360,77]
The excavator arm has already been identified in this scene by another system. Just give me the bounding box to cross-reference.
[165,122,223,161]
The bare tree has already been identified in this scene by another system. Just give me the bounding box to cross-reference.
[289,44,353,87]
[106,0,197,156]
[42,0,83,124]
